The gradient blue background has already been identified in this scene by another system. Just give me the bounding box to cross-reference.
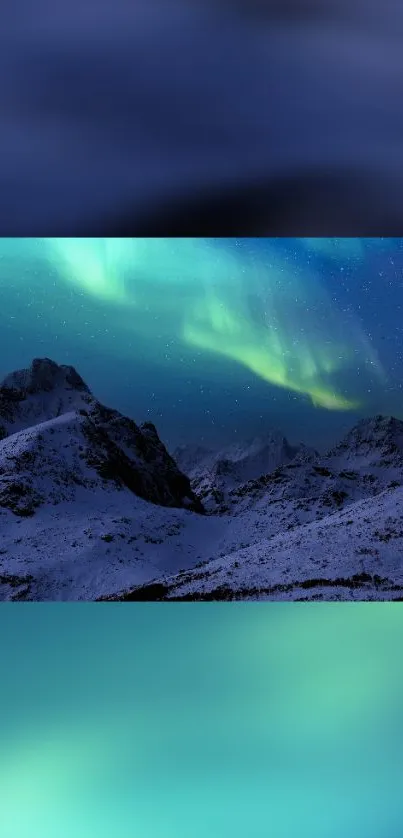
[1,604,402,837]
[2,1,403,237]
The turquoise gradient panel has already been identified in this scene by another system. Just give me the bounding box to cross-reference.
[0,604,402,837]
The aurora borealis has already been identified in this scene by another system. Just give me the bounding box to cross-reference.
[0,237,401,449]
[1,604,403,838]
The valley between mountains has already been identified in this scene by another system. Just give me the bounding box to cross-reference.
[1,358,402,601]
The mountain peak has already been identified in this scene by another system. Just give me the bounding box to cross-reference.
[1,358,403,601]
[0,357,203,518]
[1,358,91,395]
[327,414,403,466]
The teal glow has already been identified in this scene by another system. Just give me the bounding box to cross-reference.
[38,237,384,410]
[0,605,402,837]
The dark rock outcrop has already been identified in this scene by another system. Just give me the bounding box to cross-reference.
[0,358,203,514]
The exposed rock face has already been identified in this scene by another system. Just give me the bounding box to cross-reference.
[0,357,94,436]
[1,357,403,604]
[1,356,90,395]
[0,358,203,514]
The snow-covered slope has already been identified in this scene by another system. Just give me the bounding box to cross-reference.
[174,433,315,511]
[1,359,402,602]
[0,358,92,437]
[120,485,403,602]
[0,358,207,600]
[107,416,403,602]
[0,357,202,512]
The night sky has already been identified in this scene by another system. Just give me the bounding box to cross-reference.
[0,237,402,452]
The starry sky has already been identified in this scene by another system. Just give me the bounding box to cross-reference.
[0,237,401,451]
[1,604,403,838]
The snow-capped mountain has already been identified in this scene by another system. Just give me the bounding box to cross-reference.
[0,358,203,513]
[1,358,403,602]
[0,358,207,600]
[174,434,317,511]
[107,416,403,602]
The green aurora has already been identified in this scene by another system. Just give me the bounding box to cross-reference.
[40,236,384,412]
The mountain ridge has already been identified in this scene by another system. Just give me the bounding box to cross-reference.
[0,357,402,602]
[0,357,203,515]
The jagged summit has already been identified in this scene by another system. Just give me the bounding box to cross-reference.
[1,357,90,395]
[1,358,403,602]
[0,358,95,439]
[0,357,203,515]
[175,431,316,510]
[327,414,403,464]
[175,431,303,475]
